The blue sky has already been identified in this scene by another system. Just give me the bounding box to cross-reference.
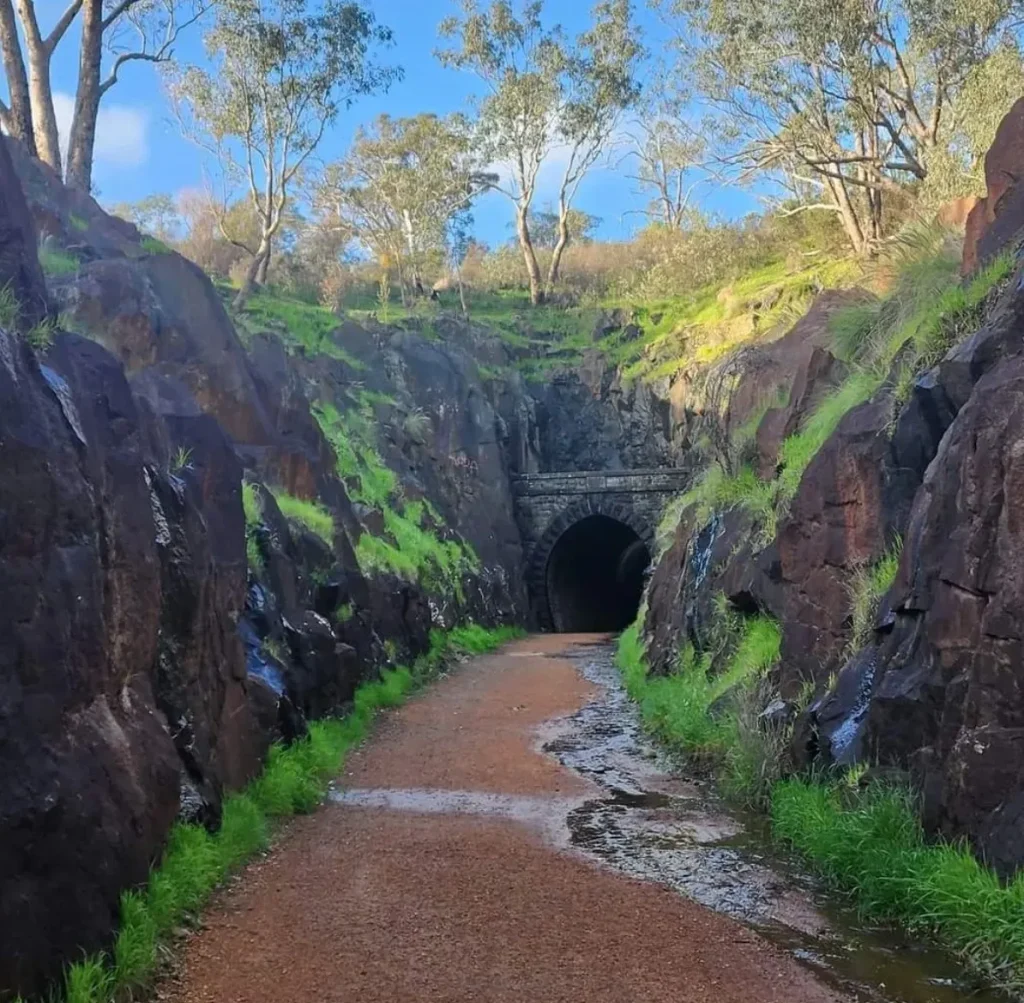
[32,0,759,245]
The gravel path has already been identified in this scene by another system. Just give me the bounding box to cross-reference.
[162,634,843,1003]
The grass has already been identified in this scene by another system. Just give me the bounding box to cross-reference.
[51,622,522,1003]
[772,777,1024,994]
[24,316,57,350]
[616,615,781,763]
[39,246,79,276]
[271,490,334,548]
[0,284,19,329]
[234,288,364,368]
[847,538,902,654]
[141,235,173,255]
[69,213,89,233]
[313,398,479,597]
[242,482,264,570]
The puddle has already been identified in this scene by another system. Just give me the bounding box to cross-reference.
[551,640,1004,1003]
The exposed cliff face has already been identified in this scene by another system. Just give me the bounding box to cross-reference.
[640,100,1024,875]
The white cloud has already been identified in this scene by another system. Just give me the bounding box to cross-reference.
[53,91,149,170]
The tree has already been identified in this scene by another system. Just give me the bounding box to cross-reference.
[664,0,1024,254]
[168,0,398,309]
[0,0,210,190]
[625,88,707,228]
[521,205,600,247]
[109,192,183,240]
[438,0,642,304]
[317,112,489,302]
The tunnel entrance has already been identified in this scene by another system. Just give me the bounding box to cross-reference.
[545,515,651,632]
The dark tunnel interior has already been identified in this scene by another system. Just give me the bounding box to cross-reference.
[545,515,651,632]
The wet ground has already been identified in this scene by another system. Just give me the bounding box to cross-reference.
[162,635,1002,1003]
[545,639,1003,1003]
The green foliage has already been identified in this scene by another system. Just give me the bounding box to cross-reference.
[314,398,478,596]
[24,316,57,350]
[63,956,112,1003]
[112,891,157,989]
[243,483,264,570]
[171,446,193,473]
[236,289,364,367]
[48,622,520,1003]
[447,622,523,654]
[776,368,883,503]
[847,539,903,654]
[0,284,19,329]
[616,614,781,762]
[69,213,89,233]
[39,246,79,277]
[141,235,173,255]
[272,490,334,547]
[772,778,1024,993]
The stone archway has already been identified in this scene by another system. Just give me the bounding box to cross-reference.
[525,498,654,631]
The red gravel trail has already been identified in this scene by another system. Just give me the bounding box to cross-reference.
[163,634,843,1003]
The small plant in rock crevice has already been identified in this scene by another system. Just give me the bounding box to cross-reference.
[846,538,902,656]
[171,446,194,473]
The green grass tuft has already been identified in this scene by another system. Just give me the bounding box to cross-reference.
[69,213,89,233]
[63,956,112,1003]
[272,491,334,547]
[39,246,79,277]
[24,316,57,350]
[112,891,157,989]
[847,538,903,654]
[0,285,19,329]
[617,614,780,762]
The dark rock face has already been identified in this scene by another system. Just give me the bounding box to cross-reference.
[864,356,1024,873]
[963,97,1024,275]
[532,356,680,471]
[0,332,180,997]
[0,137,48,327]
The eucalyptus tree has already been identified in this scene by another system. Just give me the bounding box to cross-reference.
[318,112,490,302]
[0,0,210,189]
[438,0,642,304]
[663,0,1024,253]
[168,0,398,308]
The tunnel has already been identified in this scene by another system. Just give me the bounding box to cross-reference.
[544,514,651,632]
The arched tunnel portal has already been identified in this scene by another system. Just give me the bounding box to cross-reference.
[523,498,656,633]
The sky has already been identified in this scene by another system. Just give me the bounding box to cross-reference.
[29,0,761,246]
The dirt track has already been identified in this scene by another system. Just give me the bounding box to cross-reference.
[164,634,842,1003]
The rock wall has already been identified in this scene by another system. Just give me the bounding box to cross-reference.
[640,100,1024,875]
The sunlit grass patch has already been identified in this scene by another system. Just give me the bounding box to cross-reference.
[39,246,79,277]
[772,777,1024,993]
[271,490,334,547]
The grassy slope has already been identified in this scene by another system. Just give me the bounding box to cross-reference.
[47,625,524,1003]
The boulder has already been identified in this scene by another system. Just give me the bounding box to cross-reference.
[0,137,48,327]
[962,97,1024,274]
[0,332,180,997]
